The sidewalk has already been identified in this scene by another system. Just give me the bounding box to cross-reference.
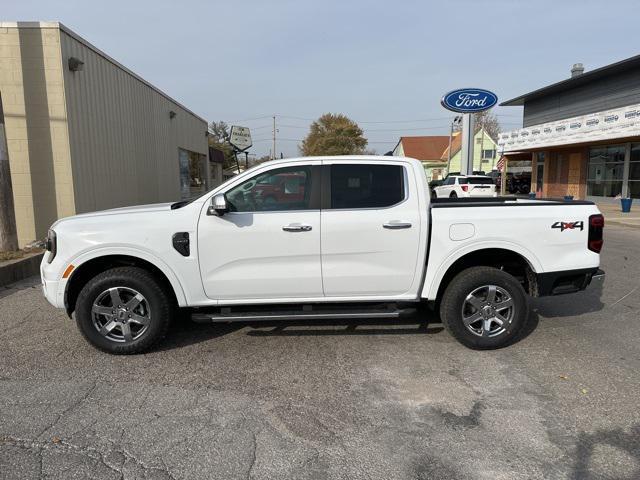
[595,201,640,229]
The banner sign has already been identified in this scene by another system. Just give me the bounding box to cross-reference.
[441,88,498,113]
[498,102,640,153]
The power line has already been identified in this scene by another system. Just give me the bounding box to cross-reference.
[224,115,273,123]
[226,113,522,125]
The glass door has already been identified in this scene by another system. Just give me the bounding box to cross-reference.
[536,152,545,196]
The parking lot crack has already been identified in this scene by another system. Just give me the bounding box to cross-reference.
[36,381,98,438]
[1,435,175,480]
[246,432,257,480]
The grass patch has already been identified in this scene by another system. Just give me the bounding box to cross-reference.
[0,250,25,262]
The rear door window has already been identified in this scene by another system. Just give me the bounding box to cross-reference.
[329,164,405,209]
[467,177,494,184]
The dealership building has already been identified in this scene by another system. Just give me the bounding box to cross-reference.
[498,55,640,201]
[0,22,218,247]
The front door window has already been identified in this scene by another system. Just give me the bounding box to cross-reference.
[226,166,313,212]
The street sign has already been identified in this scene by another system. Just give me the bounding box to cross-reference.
[229,126,252,152]
[441,88,498,113]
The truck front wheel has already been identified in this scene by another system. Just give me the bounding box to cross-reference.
[440,266,530,349]
[75,267,174,354]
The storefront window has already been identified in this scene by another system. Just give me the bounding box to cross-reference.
[629,144,640,199]
[179,148,208,199]
[587,145,625,197]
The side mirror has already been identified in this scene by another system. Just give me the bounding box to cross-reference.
[208,193,228,216]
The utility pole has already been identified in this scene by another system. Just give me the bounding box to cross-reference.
[446,116,461,176]
[272,116,276,160]
[0,93,19,251]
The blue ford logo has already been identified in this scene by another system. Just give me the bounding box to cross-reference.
[441,88,498,113]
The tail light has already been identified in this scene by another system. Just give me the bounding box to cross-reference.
[588,214,604,253]
[461,185,469,192]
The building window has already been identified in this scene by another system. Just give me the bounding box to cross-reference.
[482,149,496,160]
[179,148,207,199]
[629,144,640,199]
[587,145,625,198]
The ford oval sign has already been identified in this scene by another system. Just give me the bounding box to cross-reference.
[441,88,498,113]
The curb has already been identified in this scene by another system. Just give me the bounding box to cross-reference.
[0,252,44,287]
[605,219,640,230]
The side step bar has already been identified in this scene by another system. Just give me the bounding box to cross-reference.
[191,304,417,324]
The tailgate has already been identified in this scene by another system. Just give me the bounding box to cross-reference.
[468,184,495,196]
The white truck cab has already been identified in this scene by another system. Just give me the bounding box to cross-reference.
[41,156,604,354]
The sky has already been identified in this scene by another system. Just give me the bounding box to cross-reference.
[5,0,640,157]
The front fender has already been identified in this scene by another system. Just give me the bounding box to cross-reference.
[65,245,188,307]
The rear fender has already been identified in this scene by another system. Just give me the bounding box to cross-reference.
[422,241,543,300]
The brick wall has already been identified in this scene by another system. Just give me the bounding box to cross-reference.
[0,24,75,247]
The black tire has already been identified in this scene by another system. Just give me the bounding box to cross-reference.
[449,191,458,198]
[75,267,174,354]
[439,266,530,350]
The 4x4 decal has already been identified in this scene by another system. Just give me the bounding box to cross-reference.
[552,221,584,232]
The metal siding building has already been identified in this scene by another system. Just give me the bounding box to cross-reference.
[0,22,211,247]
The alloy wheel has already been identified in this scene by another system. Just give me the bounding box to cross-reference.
[461,285,514,337]
[91,287,151,343]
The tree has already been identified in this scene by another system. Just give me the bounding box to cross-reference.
[473,110,501,142]
[207,121,236,169]
[300,113,368,156]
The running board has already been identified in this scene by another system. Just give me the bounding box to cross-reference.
[191,304,417,324]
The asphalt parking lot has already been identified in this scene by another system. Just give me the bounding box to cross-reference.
[1,226,639,480]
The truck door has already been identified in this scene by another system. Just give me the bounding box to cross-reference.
[320,161,422,297]
[197,163,323,300]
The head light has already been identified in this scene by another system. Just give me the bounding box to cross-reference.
[46,229,57,263]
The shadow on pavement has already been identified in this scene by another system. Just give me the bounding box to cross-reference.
[158,310,445,350]
[244,318,444,337]
[571,424,640,480]
[158,305,543,350]
[532,279,605,318]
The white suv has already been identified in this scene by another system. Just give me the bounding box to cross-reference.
[434,175,497,198]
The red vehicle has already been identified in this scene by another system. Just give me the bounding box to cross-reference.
[252,172,307,209]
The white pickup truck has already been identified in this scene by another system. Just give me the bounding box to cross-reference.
[41,156,605,354]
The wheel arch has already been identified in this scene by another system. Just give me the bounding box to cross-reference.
[64,252,186,316]
[427,247,541,305]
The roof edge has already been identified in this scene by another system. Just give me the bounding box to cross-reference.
[500,53,640,107]
[1,21,207,124]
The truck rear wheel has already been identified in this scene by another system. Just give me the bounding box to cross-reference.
[439,266,530,349]
[75,267,173,354]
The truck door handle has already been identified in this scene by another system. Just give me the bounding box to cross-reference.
[383,221,412,229]
[283,223,312,232]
